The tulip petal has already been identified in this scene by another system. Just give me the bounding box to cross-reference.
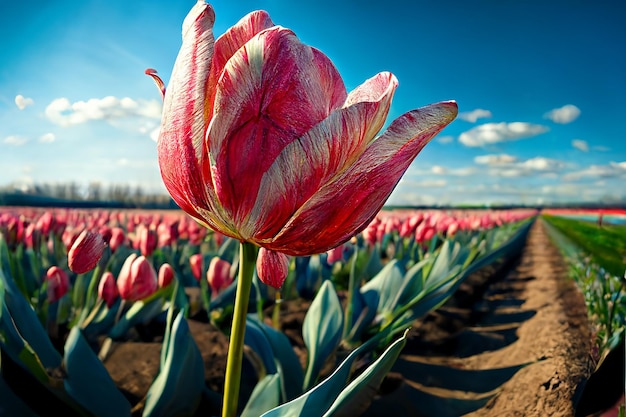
[206,10,275,122]
[245,72,398,240]
[158,2,235,236]
[208,27,347,232]
[266,100,458,255]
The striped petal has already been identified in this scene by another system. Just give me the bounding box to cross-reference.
[265,100,458,255]
[207,26,347,233]
[244,72,397,241]
[157,2,235,237]
[206,10,276,122]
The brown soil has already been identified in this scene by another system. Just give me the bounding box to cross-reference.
[97,219,596,416]
[363,218,594,417]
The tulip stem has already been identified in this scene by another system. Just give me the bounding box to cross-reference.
[222,241,257,417]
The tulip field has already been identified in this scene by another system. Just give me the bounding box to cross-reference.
[0,205,555,416]
[2,0,624,415]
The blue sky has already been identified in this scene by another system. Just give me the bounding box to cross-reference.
[1,0,625,206]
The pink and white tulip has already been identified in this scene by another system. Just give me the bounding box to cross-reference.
[147,1,457,259]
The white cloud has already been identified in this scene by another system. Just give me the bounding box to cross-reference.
[544,104,580,124]
[571,139,588,152]
[3,135,29,146]
[592,145,610,152]
[39,133,56,143]
[459,122,549,147]
[474,154,518,165]
[458,108,492,123]
[45,96,162,127]
[15,95,34,110]
[431,165,447,175]
[436,135,454,144]
[562,161,626,181]
[520,157,564,171]
[415,179,447,187]
[476,155,565,178]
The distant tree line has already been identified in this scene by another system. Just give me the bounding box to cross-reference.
[0,182,178,209]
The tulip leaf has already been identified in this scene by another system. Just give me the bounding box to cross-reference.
[260,328,405,417]
[359,260,403,315]
[391,257,430,309]
[302,280,344,391]
[0,279,50,384]
[322,329,408,417]
[245,318,278,376]
[107,294,166,340]
[0,259,62,370]
[247,315,304,401]
[143,311,204,417]
[81,299,121,342]
[240,373,282,417]
[63,326,132,417]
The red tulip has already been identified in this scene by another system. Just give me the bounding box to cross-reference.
[326,245,344,265]
[189,253,203,282]
[146,1,457,260]
[68,230,106,274]
[256,248,289,288]
[135,223,158,257]
[206,257,232,294]
[117,254,158,301]
[108,227,126,253]
[98,271,119,307]
[158,263,175,288]
[46,266,69,303]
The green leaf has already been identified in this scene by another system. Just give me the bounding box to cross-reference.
[240,373,282,417]
[245,318,278,376]
[247,315,304,401]
[302,280,344,391]
[63,326,132,417]
[142,311,204,417]
[107,292,167,340]
[260,328,404,417]
[322,329,408,416]
[0,259,62,370]
[0,282,50,384]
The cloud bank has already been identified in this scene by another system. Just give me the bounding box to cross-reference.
[45,96,162,127]
[459,122,549,147]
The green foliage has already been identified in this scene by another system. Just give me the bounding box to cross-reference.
[542,214,626,277]
[63,327,132,417]
[543,218,625,358]
[142,309,205,417]
[302,280,345,390]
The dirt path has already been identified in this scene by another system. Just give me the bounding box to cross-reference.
[363,219,593,417]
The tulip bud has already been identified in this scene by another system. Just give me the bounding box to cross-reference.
[189,253,203,282]
[136,223,158,257]
[206,257,232,294]
[117,254,158,301]
[446,222,459,237]
[256,248,290,289]
[326,245,344,265]
[98,271,119,307]
[68,230,107,274]
[46,266,69,303]
[158,263,175,288]
[108,227,126,253]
